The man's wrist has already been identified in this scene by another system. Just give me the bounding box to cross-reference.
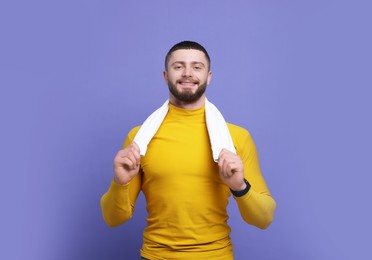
[114,176,129,186]
[230,179,251,197]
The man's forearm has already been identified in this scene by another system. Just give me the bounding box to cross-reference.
[234,189,276,230]
[100,179,134,227]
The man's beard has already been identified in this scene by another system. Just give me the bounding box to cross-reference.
[168,81,207,103]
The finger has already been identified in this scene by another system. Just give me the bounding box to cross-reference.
[219,148,235,157]
[122,157,137,170]
[219,149,237,165]
[125,152,138,166]
[118,149,129,159]
[114,152,128,166]
[131,141,140,152]
[219,150,241,176]
[130,142,141,161]
[127,143,141,164]
[115,156,129,166]
[220,160,231,178]
[131,148,141,165]
[218,155,225,172]
[218,149,227,162]
[218,150,228,167]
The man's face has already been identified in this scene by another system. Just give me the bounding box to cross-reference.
[164,49,212,104]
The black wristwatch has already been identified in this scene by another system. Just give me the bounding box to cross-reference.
[230,179,251,197]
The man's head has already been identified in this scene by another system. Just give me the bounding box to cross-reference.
[165,41,211,71]
[164,41,212,107]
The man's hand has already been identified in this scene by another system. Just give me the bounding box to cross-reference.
[113,142,141,185]
[218,149,246,191]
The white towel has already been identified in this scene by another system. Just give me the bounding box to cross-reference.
[133,98,236,162]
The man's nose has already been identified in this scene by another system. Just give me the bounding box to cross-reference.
[182,66,193,77]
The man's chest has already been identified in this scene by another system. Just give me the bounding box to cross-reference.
[140,122,218,181]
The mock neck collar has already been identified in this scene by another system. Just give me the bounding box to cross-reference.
[168,103,206,122]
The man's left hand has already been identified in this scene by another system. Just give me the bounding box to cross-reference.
[218,149,246,191]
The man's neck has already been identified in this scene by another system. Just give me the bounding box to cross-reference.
[169,95,206,110]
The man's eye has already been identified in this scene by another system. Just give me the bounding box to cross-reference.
[194,66,201,70]
[174,65,182,70]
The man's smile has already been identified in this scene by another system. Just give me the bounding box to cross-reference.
[177,80,198,87]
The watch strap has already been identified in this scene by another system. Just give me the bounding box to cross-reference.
[230,178,251,197]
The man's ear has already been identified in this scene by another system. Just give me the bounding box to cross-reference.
[163,70,169,84]
[207,70,212,85]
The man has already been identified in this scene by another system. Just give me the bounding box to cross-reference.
[101,41,276,260]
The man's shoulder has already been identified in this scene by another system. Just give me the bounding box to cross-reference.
[226,122,256,154]
[226,122,251,137]
[127,125,142,140]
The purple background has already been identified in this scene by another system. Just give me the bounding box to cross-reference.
[1,1,371,259]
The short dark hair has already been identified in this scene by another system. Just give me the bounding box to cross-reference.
[165,41,211,70]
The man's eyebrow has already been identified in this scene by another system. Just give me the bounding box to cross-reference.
[170,61,184,66]
[171,61,206,66]
[192,62,206,66]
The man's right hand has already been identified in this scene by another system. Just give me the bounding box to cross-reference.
[113,142,141,185]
